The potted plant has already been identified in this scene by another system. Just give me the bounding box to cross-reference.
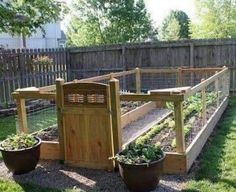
[0,133,41,175]
[113,142,165,192]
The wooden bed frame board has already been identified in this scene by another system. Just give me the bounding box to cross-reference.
[40,141,60,160]
[164,152,186,174]
[121,101,156,128]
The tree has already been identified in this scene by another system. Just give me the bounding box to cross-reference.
[0,0,66,47]
[162,18,181,41]
[191,0,236,38]
[160,10,190,41]
[66,0,157,46]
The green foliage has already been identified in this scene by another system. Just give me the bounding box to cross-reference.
[137,91,218,149]
[114,142,163,164]
[191,0,236,38]
[0,0,66,36]
[0,133,37,151]
[66,0,157,46]
[160,10,190,40]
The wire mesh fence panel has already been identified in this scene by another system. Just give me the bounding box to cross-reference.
[15,98,58,140]
[0,112,17,141]
[141,72,177,91]
[181,71,215,87]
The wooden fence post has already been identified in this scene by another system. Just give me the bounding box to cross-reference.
[190,43,194,86]
[66,49,71,81]
[16,98,28,133]
[225,69,230,97]
[121,46,127,91]
[174,101,185,153]
[56,78,65,161]
[177,67,183,87]
[215,72,219,107]
[109,78,122,154]
[135,67,141,93]
[201,79,207,125]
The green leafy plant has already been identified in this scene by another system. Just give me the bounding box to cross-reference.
[113,142,164,164]
[0,133,38,151]
[137,91,218,150]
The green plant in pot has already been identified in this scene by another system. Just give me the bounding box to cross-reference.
[113,142,165,192]
[0,133,41,175]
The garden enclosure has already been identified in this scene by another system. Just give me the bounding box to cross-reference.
[12,66,229,173]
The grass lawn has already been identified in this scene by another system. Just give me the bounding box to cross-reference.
[0,106,57,141]
[183,97,236,192]
[0,178,86,192]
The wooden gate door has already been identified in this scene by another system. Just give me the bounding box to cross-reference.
[57,81,114,170]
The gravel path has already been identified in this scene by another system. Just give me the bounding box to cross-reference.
[0,160,188,191]
[122,108,170,144]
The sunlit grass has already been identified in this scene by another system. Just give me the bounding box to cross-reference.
[0,106,57,142]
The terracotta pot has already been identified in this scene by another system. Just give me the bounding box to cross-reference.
[0,137,41,175]
[118,154,165,192]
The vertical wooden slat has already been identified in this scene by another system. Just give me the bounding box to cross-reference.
[16,97,28,133]
[201,78,207,125]
[109,78,122,155]
[174,101,185,153]
[215,72,220,107]
[56,78,65,160]
[135,67,141,93]
[190,43,194,86]
[177,67,183,86]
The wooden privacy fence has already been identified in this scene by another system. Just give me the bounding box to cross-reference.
[0,48,67,106]
[3,38,236,106]
[12,66,229,173]
[68,38,236,94]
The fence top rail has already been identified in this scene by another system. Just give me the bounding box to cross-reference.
[185,66,228,98]
[12,67,226,101]
[140,67,223,73]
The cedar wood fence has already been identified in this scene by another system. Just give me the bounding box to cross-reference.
[1,38,236,106]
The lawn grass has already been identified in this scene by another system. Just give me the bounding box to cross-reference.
[0,106,57,142]
[0,178,85,192]
[183,97,236,192]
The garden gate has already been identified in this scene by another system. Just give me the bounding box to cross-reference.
[56,79,122,170]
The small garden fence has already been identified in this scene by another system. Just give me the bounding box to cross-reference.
[12,66,229,173]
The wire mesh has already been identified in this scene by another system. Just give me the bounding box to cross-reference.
[182,76,226,150]
[0,109,17,140]
[181,71,215,87]
[14,98,58,141]
[141,72,177,90]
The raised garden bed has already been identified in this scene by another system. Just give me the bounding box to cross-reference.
[121,95,228,173]
[12,67,230,173]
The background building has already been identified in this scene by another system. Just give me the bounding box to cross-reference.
[0,22,64,49]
